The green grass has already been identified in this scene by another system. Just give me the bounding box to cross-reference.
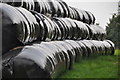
[114,49,120,55]
[58,55,118,78]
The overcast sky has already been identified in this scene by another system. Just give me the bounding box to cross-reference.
[63,0,119,29]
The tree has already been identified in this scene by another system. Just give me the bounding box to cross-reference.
[106,14,120,49]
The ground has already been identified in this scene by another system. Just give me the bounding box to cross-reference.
[58,50,119,78]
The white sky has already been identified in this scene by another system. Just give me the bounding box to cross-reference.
[63,0,119,29]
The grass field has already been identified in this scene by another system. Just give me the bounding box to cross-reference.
[58,53,118,78]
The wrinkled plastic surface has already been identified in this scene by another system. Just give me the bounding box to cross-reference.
[2,0,95,24]
[1,3,107,57]
[1,4,94,43]
[1,1,115,80]
[89,25,106,40]
[2,40,115,79]
[1,3,24,54]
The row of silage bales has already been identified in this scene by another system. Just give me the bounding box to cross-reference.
[1,0,115,79]
[1,40,115,79]
[1,3,106,54]
[2,0,95,24]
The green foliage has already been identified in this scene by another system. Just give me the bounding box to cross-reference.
[106,14,120,49]
[58,55,118,78]
[114,49,120,55]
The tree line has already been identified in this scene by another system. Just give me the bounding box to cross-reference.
[106,14,120,49]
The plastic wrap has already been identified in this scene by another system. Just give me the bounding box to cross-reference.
[2,0,95,24]
[2,40,115,79]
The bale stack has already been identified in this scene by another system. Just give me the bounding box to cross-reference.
[0,0,115,79]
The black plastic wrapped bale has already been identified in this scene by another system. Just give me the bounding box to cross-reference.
[31,11,58,41]
[2,0,51,16]
[1,3,25,54]
[3,47,54,78]
[2,0,35,10]
[65,18,78,39]
[48,0,59,17]
[105,40,115,55]
[56,18,69,39]
[89,40,101,56]
[51,41,75,69]
[2,44,67,78]
[2,0,95,24]
[85,11,95,24]
[34,0,45,13]
[97,41,106,55]
[38,42,67,76]
[41,0,52,16]
[102,41,113,55]
[1,3,95,45]
[1,40,115,79]
[1,3,43,54]
[52,20,62,40]
[89,25,106,40]
[30,11,45,41]
[70,7,84,22]
[16,7,40,43]
[73,20,89,40]
[55,0,64,17]
[76,41,88,59]
[52,18,90,40]
[80,40,93,57]
[86,40,98,57]
[58,18,73,39]
[3,0,37,13]
[85,24,93,40]
[52,18,66,40]
[65,40,82,62]
[98,41,106,55]
[68,6,79,20]
[50,0,63,17]
[53,18,76,39]
[48,0,69,17]
[41,14,56,41]
[1,40,76,78]
[50,42,70,70]
[81,10,90,24]
[2,47,23,78]
[56,0,70,17]
[68,6,95,24]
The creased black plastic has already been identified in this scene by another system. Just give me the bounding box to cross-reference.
[2,0,95,24]
[1,3,107,55]
[89,25,106,40]
[2,40,115,79]
[1,3,42,54]
[16,7,40,43]
[1,3,24,54]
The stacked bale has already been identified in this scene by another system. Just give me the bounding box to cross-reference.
[2,40,114,79]
[0,0,115,79]
[1,3,106,54]
[2,0,95,24]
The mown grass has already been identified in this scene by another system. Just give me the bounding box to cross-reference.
[58,55,118,78]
